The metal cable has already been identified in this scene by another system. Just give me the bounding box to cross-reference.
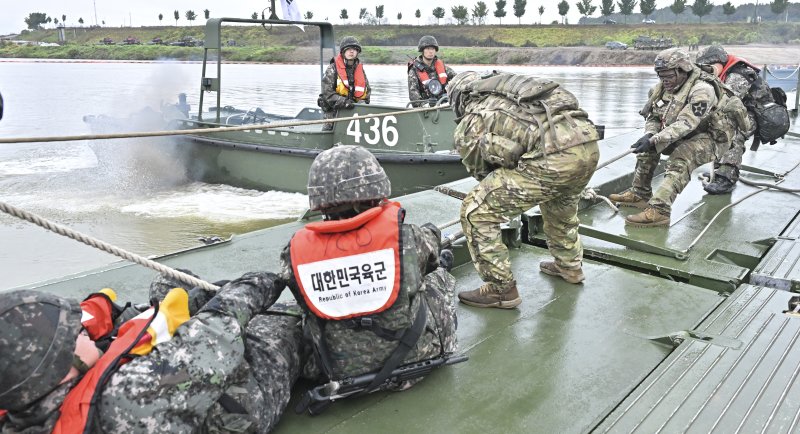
[0,200,220,292]
[764,65,800,81]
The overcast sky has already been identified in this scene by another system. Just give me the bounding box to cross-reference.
[1,0,762,36]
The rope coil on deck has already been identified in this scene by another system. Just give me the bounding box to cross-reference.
[0,201,220,292]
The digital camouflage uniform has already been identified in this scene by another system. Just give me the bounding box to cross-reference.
[281,225,457,380]
[696,46,773,184]
[450,72,601,286]
[632,65,728,215]
[280,144,457,383]
[0,272,305,434]
[407,57,457,107]
[319,37,371,130]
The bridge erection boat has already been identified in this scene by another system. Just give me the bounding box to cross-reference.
[14,119,800,431]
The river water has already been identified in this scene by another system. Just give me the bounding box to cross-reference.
[0,61,657,289]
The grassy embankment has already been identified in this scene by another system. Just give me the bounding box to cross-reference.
[3,23,800,64]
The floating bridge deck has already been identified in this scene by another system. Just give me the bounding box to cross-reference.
[9,129,800,433]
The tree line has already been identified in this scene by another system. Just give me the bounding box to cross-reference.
[21,0,799,32]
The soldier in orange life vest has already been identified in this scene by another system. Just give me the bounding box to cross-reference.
[318,36,371,131]
[280,145,458,397]
[408,35,457,107]
[0,271,305,433]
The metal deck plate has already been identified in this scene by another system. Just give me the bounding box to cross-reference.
[751,212,800,292]
[527,135,800,292]
[594,285,800,433]
[273,245,722,433]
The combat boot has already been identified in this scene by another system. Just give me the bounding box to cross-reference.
[539,261,585,284]
[458,280,521,309]
[625,207,670,227]
[704,175,736,195]
[608,191,649,209]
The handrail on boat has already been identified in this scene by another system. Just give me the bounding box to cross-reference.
[199,17,336,124]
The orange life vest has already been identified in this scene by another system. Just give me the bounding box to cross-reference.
[720,55,760,82]
[79,289,118,342]
[52,289,190,434]
[290,202,403,320]
[334,54,368,100]
[415,58,448,86]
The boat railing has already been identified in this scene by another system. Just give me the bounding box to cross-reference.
[198,17,335,124]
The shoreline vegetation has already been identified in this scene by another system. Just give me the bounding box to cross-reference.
[3,23,800,65]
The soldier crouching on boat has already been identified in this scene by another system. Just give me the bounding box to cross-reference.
[449,71,601,309]
[0,272,305,433]
[280,145,459,413]
[609,48,749,227]
[318,36,371,132]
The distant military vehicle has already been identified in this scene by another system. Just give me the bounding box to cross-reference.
[633,35,674,50]
[98,37,114,45]
[120,37,141,45]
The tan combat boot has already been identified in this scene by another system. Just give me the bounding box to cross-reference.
[539,261,585,284]
[458,280,521,309]
[625,207,670,227]
[608,191,649,209]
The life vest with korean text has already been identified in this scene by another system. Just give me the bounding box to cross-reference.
[290,202,403,320]
[52,288,190,434]
[334,54,368,101]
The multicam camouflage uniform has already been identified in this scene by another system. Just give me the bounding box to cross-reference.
[407,57,457,107]
[634,64,730,215]
[0,272,305,434]
[450,72,600,284]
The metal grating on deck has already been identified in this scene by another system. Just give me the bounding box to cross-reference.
[750,211,800,292]
[593,285,800,433]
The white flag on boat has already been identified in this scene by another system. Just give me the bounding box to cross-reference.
[281,0,302,21]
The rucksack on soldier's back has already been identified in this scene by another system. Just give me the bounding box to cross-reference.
[753,86,790,145]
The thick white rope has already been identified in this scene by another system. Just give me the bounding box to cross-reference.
[0,105,448,144]
[0,201,220,292]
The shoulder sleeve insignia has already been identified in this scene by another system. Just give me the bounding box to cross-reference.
[691,102,708,117]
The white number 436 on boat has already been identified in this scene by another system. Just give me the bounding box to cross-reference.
[345,115,399,147]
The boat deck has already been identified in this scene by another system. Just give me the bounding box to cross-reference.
[10,129,800,432]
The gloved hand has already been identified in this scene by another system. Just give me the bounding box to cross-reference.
[439,249,454,271]
[343,99,355,109]
[631,133,655,154]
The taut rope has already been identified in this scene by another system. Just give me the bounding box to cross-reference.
[0,105,448,144]
[0,201,220,292]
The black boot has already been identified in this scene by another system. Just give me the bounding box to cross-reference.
[704,175,736,195]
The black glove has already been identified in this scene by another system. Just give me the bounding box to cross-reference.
[439,249,454,271]
[631,133,655,154]
[343,99,355,109]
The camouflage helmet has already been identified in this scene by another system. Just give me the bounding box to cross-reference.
[0,290,82,411]
[307,145,391,211]
[654,48,693,73]
[696,45,729,66]
[445,71,482,117]
[418,35,439,52]
[339,36,362,54]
